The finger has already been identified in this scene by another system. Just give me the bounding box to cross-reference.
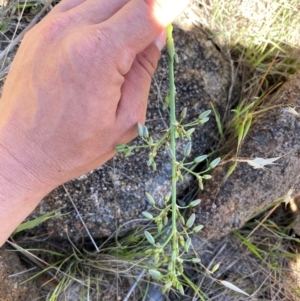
[115,42,161,144]
[51,0,87,13]
[66,0,130,24]
[102,0,190,55]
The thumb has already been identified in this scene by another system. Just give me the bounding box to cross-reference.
[115,41,162,143]
[99,0,190,57]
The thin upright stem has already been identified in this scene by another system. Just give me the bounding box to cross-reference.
[166,24,178,256]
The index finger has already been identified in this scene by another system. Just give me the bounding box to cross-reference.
[100,0,190,55]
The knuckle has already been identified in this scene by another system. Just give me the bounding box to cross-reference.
[136,46,159,78]
[36,17,69,43]
[96,25,136,74]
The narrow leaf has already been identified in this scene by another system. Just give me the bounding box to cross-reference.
[194,155,207,163]
[143,125,149,138]
[243,114,252,138]
[148,269,162,278]
[199,117,209,124]
[184,237,191,252]
[145,192,155,206]
[186,128,195,136]
[211,262,220,273]
[191,258,201,263]
[144,231,155,245]
[193,225,204,233]
[189,199,201,207]
[180,107,187,119]
[115,144,127,152]
[186,213,196,228]
[137,123,144,137]
[14,210,63,234]
[142,212,153,220]
[167,148,173,160]
[199,110,211,120]
[184,142,192,157]
[209,157,221,169]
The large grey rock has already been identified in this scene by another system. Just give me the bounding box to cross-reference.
[25,24,235,240]
[192,71,300,239]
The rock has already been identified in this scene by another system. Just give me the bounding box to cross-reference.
[22,24,235,241]
[192,71,300,239]
[0,245,40,301]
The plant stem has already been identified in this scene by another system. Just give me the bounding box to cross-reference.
[166,24,178,257]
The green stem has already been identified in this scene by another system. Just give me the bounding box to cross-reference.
[166,24,178,257]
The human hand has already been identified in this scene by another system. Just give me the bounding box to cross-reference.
[0,0,190,244]
[0,0,190,194]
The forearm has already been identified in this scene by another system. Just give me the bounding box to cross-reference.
[0,180,44,246]
[0,122,51,246]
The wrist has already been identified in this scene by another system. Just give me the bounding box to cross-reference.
[0,143,51,246]
[0,105,55,245]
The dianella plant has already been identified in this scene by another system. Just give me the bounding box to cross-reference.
[117,24,220,296]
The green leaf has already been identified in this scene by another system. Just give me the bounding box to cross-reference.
[211,262,220,273]
[184,237,191,252]
[243,114,252,138]
[163,94,170,110]
[147,158,153,167]
[164,192,171,203]
[148,269,162,278]
[199,117,209,124]
[115,144,127,152]
[194,155,207,163]
[193,225,204,233]
[189,199,201,207]
[209,157,221,169]
[180,107,187,120]
[142,212,153,220]
[199,110,211,119]
[211,102,223,139]
[145,192,155,206]
[183,142,192,157]
[233,230,263,260]
[186,213,196,228]
[125,149,132,157]
[191,258,201,263]
[144,231,155,245]
[186,128,195,136]
[167,148,173,160]
[178,284,185,295]
[137,123,144,137]
[165,282,173,290]
[14,209,63,234]
[198,177,204,190]
[143,125,149,138]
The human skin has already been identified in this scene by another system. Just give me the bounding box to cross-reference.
[0,0,190,246]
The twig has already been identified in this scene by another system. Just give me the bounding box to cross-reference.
[63,184,99,252]
[0,0,54,64]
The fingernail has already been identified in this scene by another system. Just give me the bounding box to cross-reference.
[155,29,166,50]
